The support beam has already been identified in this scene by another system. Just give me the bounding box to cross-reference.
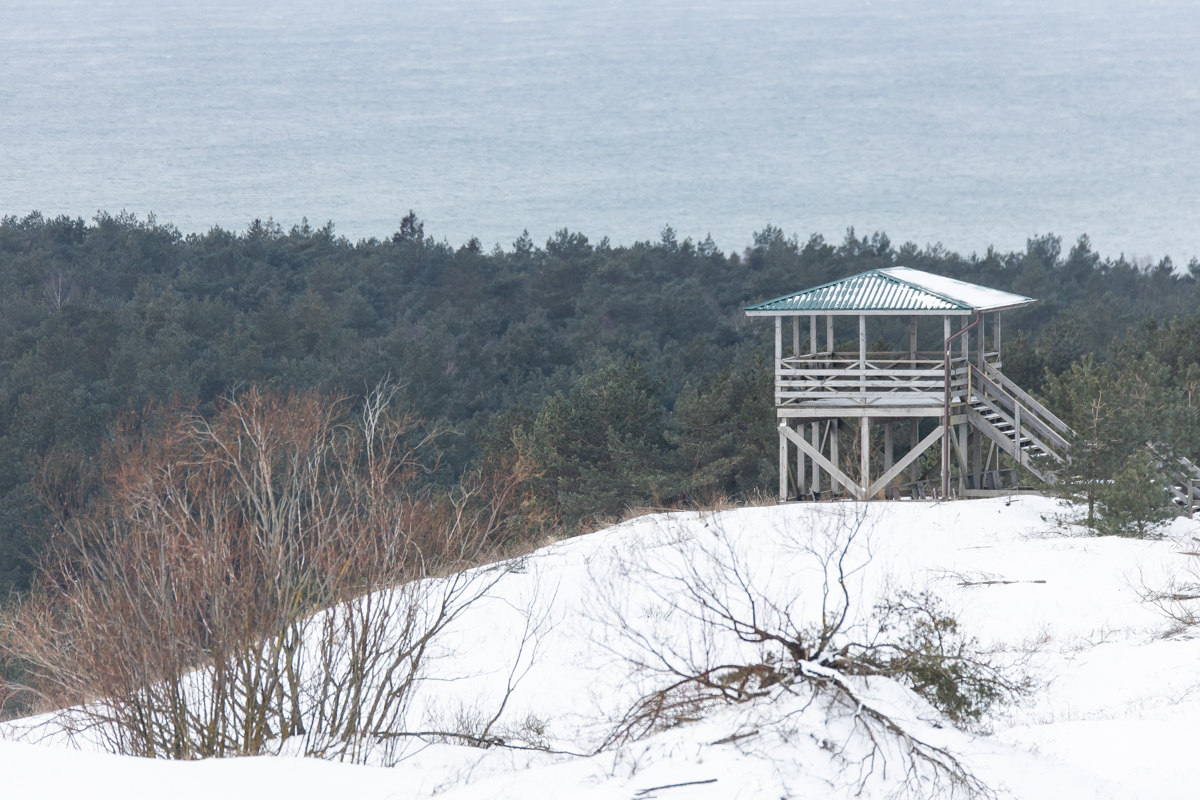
[811,422,821,494]
[910,419,920,483]
[909,313,918,488]
[827,315,834,353]
[831,420,840,493]
[810,315,817,355]
[951,422,970,481]
[860,416,870,499]
[779,423,789,501]
[781,424,860,500]
[995,312,1002,360]
[793,315,801,358]
[774,316,782,369]
[958,422,968,492]
[867,425,946,498]
[859,315,867,396]
[884,421,894,481]
[796,420,805,498]
[972,428,981,490]
[909,315,917,363]
[942,315,951,498]
[977,313,986,367]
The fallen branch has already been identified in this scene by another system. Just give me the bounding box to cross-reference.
[634,778,717,796]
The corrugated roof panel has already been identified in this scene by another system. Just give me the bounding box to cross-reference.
[744,268,1035,314]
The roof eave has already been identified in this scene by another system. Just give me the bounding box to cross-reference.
[743,299,1036,316]
[743,308,973,316]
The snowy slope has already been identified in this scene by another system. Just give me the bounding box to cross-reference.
[4,496,1200,799]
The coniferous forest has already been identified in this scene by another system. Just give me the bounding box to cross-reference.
[1,210,1199,597]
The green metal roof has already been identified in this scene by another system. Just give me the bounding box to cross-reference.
[743,267,1036,315]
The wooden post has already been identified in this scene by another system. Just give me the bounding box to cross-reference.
[972,429,982,490]
[959,422,969,494]
[827,316,834,353]
[910,419,920,485]
[859,315,866,396]
[861,416,870,500]
[977,313,986,368]
[793,315,800,358]
[942,315,951,499]
[779,423,788,501]
[811,421,821,495]
[831,420,840,494]
[995,312,1002,364]
[909,315,918,364]
[958,316,968,491]
[972,316,982,488]
[796,420,805,498]
[810,317,820,496]
[774,316,782,368]
[776,315,786,501]
[909,316,920,487]
[884,421,893,498]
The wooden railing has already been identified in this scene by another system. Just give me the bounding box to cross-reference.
[1150,449,1200,519]
[968,362,1071,462]
[776,351,991,407]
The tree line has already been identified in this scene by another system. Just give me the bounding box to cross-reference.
[0,210,1198,594]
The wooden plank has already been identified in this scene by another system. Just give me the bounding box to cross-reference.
[778,378,947,386]
[776,392,949,401]
[777,372,947,381]
[867,425,945,498]
[781,424,861,499]
[777,407,949,420]
[777,368,946,378]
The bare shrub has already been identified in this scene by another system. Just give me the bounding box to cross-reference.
[1,383,541,764]
[1133,550,1200,635]
[593,506,1029,797]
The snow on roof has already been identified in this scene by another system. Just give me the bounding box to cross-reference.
[744,267,1035,315]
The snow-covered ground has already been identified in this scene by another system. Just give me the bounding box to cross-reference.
[5,496,1200,799]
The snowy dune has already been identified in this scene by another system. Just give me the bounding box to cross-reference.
[4,496,1200,799]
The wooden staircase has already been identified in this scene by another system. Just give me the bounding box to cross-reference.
[1155,451,1200,519]
[962,363,1072,484]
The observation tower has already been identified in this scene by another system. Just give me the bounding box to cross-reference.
[744,268,1071,501]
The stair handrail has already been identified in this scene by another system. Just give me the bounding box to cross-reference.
[981,361,1072,435]
[1147,444,1200,519]
[970,366,1071,454]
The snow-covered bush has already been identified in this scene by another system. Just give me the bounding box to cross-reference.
[593,505,1030,796]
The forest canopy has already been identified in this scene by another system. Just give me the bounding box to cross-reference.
[0,210,1198,594]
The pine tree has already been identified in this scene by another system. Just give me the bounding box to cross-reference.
[1096,448,1176,537]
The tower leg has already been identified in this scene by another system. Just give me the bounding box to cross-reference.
[910,419,921,485]
[860,417,870,500]
[884,422,894,498]
[779,423,789,501]
[796,424,806,499]
[811,422,821,496]
[830,420,840,495]
[972,428,982,490]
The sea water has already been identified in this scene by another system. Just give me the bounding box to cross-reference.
[1,0,1197,262]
